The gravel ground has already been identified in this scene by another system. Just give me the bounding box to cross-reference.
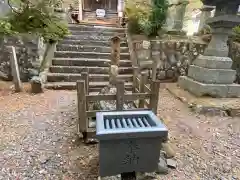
[0,87,239,180]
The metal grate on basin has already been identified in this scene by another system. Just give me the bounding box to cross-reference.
[103,115,156,130]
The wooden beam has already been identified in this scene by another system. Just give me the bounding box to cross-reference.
[125,93,151,101]
[86,94,116,102]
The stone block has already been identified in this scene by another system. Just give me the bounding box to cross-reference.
[96,111,168,177]
[188,65,236,84]
[30,76,43,93]
[178,76,240,98]
[228,85,240,97]
[193,55,232,69]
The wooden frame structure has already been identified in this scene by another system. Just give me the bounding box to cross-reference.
[76,70,160,141]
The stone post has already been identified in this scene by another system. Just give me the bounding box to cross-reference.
[178,1,240,98]
[165,0,176,29]
[0,0,10,16]
[172,0,189,31]
[198,5,215,32]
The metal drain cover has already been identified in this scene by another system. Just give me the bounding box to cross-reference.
[96,110,168,140]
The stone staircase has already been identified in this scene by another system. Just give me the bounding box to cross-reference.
[44,24,133,92]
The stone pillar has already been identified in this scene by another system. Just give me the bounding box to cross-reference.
[172,0,188,31]
[78,0,83,21]
[178,1,240,98]
[165,0,176,29]
[198,5,215,32]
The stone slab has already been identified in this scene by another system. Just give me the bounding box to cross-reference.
[167,83,240,117]
[178,76,240,98]
[187,65,236,84]
[192,55,232,69]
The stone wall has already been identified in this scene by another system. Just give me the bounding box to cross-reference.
[0,35,46,82]
[130,35,240,83]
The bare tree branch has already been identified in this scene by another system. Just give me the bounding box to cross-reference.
[7,0,20,14]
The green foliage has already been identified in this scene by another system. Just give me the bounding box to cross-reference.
[143,0,168,36]
[41,21,69,43]
[0,18,17,36]
[125,0,168,36]
[233,25,240,43]
[198,25,212,35]
[0,0,69,43]
[125,0,151,34]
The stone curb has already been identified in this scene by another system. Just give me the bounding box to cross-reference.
[166,84,240,117]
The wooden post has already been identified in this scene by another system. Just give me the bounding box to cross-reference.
[81,70,89,110]
[139,72,147,108]
[9,46,22,92]
[116,80,124,110]
[76,80,87,133]
[110,35,121,85]
[132,66,138,93]
[81,70,89,95]
[128,34,138,67]
[111,35,121,66]
[149,81,160,114]
[151,40,160,81]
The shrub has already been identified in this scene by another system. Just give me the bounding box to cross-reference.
[125,0,151,34]
[125,0,168,36]
[0,19,17,37]
[233,25,240,43]
[0,0,69,43]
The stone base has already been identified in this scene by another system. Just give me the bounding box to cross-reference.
[178,76,240,98]
[187,65,236,84]
[167,83,240,117]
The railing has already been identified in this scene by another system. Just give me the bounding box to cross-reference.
[76,70,160,141]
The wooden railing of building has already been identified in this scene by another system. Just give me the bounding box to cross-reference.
[76,71,160,141]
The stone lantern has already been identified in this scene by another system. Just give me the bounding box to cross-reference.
[178,0,240,97]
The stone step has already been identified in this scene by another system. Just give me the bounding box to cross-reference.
[70,30,126,37]
[47,73,133,82]
[52,58,132,67]
[56,44,129,53]
[49,66,133,74]
[68,24,126,33]
[54,51,130,59]
[44,81,133,91]
[64,35,127,41]
[178,76,240,98]
[58,39,128,47]
[188,65,236,84]
[193,55,233,69]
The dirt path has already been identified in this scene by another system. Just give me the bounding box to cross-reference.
[0,87,239,180]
